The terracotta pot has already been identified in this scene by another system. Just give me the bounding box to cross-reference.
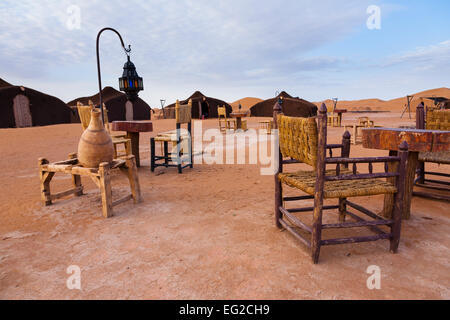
[77,109,114,168]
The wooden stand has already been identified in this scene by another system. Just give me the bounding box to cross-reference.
[38,153,142,218]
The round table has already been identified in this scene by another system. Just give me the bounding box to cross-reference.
[362,127,450,219]
[230,112,248,130]
[111,121,153,167]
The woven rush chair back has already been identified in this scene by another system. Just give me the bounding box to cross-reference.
[217,106,227,118]
[426,109,450,130]
[77,101,110,132]
[176,99,192,124]
[277,115,318,168]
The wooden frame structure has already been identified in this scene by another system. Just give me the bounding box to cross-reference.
[414,103,450,201]
[150,99,193,173]
[274,101,409,263]
[218,106,236,132]
[38,153,142,218]
[258,120,273,134]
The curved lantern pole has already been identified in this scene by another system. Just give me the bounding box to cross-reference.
[96,27,131,125]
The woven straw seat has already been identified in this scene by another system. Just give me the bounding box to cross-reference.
[154,130,189,142]
[418,151,450,164]
[279,169,397,199]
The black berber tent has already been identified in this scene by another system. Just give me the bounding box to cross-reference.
[163,91,232,119]
[67,86,152,123]
[250,91,317,117]
[0,78,72,128]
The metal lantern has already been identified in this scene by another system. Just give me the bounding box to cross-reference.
[119,55,143,101]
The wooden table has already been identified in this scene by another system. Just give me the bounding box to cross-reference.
[362,127,450,219]
[230,112,248,130]
[111,121,153,167]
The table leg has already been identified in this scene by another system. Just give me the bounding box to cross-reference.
[126,132,140,167]
[382,151,419,219]
[236,117,242,130]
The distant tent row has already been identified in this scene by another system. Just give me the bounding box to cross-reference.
[67,86,152,123]
[0,78,71,128]
[163,91,232,119]
[250,91,317,117]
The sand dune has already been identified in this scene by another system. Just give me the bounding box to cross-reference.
[230,97,263,112]
[314,87,450,112]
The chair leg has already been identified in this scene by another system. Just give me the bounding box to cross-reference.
[150,138,155,172]
[188,137,193,168]
[274,175,283,229]
[125,155,142,204]
[416,161,425,184]
[164,141,169,166]
[99,162,113,218]
[390,189,403,253]
[311,197,324,264]
[177,139,182,174]
[338,198,346,222]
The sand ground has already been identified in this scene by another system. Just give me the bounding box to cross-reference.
[0,112,449,299]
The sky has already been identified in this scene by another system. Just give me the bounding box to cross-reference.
[0,0,449,107]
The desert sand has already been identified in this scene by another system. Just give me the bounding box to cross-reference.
[0,112,449,299]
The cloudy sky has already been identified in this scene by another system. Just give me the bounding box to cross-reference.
[0,0,449,107]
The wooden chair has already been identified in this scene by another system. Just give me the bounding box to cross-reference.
[150,99,193,173]
[76,101,131,159]
[259,120,273,134]
[218,106,235,132]
[274,102,409,263]
[414,103,450,201]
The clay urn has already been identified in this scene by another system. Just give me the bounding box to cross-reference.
[77,109,114,168]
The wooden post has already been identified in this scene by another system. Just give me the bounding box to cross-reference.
[338,198,346,222]
[98,162,113,218]
[341,130,351,167]
[416,102,425,184]
[68,153,83,196]
[38,158,54,205]
[126,132,140,167]
[273,97,283,229]
[390,141,408,253]
[311,103,327,264]
[125,155,142,204]
[188,122,193,168]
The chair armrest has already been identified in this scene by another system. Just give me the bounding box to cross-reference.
[325,156,401,181]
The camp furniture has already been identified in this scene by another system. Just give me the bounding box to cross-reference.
[414,103,450,201]
[362,125,450,219]
[230,111,248,131]
[77,101,131,160]
[38,153,141,218]
[150,99,193,173]
[110,120,153,168]
[274,103,409,264]
[218,106,235,132]
[258,120,273,134]
[344,116,381,144]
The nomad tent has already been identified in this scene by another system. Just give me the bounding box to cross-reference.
[164,91,232,119]
[0,78,72,128]
[68,86,152,123]
[250,91,317,117]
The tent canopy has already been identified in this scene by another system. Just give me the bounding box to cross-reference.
[67,86,152,122]
[250,91,317,117]
[164,91,232,119]
[0,80,72,128]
